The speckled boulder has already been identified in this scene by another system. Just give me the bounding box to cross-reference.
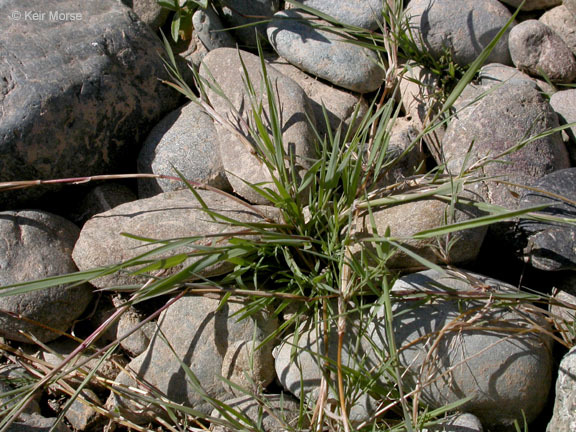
[407,0,513,67]
[500,0,561,10]
[440,81,570,210]
[267,10,385,93]
[299,0,383,29]
[137,102,230,198]
[108,296,277,422]
[540,5,576,55]
[0,210,92,343]
[509,20,576,83]
[371,269,553,429]
[518,168,576,271]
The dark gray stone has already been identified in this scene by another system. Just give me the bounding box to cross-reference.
[407,0,513,67]
[0,0,180,208]
[0,210,92,343]
[192,7,236,51]
[371,269,553,430]
[116,307,155,356]
[109,296,277,422]
[547,346,576,431]
[518,168,576,271]
[440,81,570,210]
[509,20,576,83]
[122,0,169,30]
[219,0,280,47]
[299,0,383,29]
[67,183,137,225]
[211,394,308,432]
[72,189,279,288]
[267,10,385,93]
[7,414,71,432]
[137,102,231,198]
[200,48,316,204]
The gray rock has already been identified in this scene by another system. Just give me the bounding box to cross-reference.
[566,0,576,16]
[264,54,368,138]
[518,168,576,271]
[549,273,576,344]
[192,7,236,51]
[547,346,576,431]
[540,5,576,55]
[509,20,576,83]
[210,394,308,432]
[137,102,231,198]
[109,296,277,422]
[219,0,280,47]
[72,189,278,288]
[0,211,92,343]
[478,63,556,94]
[116,308,155,356]
[200,48,316,204]
[7,413,71,432]
[0,366,41,417]
[67,183,137,225]
[439,81,570,210]
[274,318,380,422]
[371,269,553,429]
[422,413,484,432]
[351,190,488,269]
[0,0,179,208]
[299,0,383,29]
[375,117,426,187]
[122,0,169,30]
[500,0,561,10]
[64,389,104,431]
[407,0,513,67]
[267,10,385,93]
[550,88,576,163]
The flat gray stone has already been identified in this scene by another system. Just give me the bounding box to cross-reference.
[518,168,576,271]
[200,48,316,204]
[109,296,277,422]
[407,0,513,67]
[500,0,561,10]
[509,20,576,83]
[371,269,553,429]
[267,10,385,93]
[540,5,576,56]
[0,211,92,343]
[0,0,179,208]
[547,346,576,431]
[219,0,280,47]
[137,102,231,198]
[72,189,278,288]
[299,0,382,29]
[440,81,570,210]
[478,63,556,93]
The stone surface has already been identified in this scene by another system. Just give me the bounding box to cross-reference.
[210,394,308,431]
[439,81,570,210]
[219,0,280,47]
[500,0,561,10]
[478,62,556,94]
[122,0,169,30]
[192,6,236,51]
[67,183,137,225]
[422,413,484,432]
[407,0,513,67]
[0,0,180,208]
[274,318,379,422]
[7,413,71,432]
[109,296,277,422]
[547,346,576,431]
[0,210,92,343]
[137,102,230,198]
[371,269,553,429]
[299,0,383,29]
[116,308,156,356]
[72,189,278,288]
[200,48,316,204]
[267,10,385,93]
[550,88,576,163]
[509,20,576,83]
[375,117,426,187]
[351,190,488,269]
[518,168,576,271]
[64,389,104,431]
[264,54,368,138]
[540,5,576,55]
[566,0,576,16]
[549,273,576,343]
